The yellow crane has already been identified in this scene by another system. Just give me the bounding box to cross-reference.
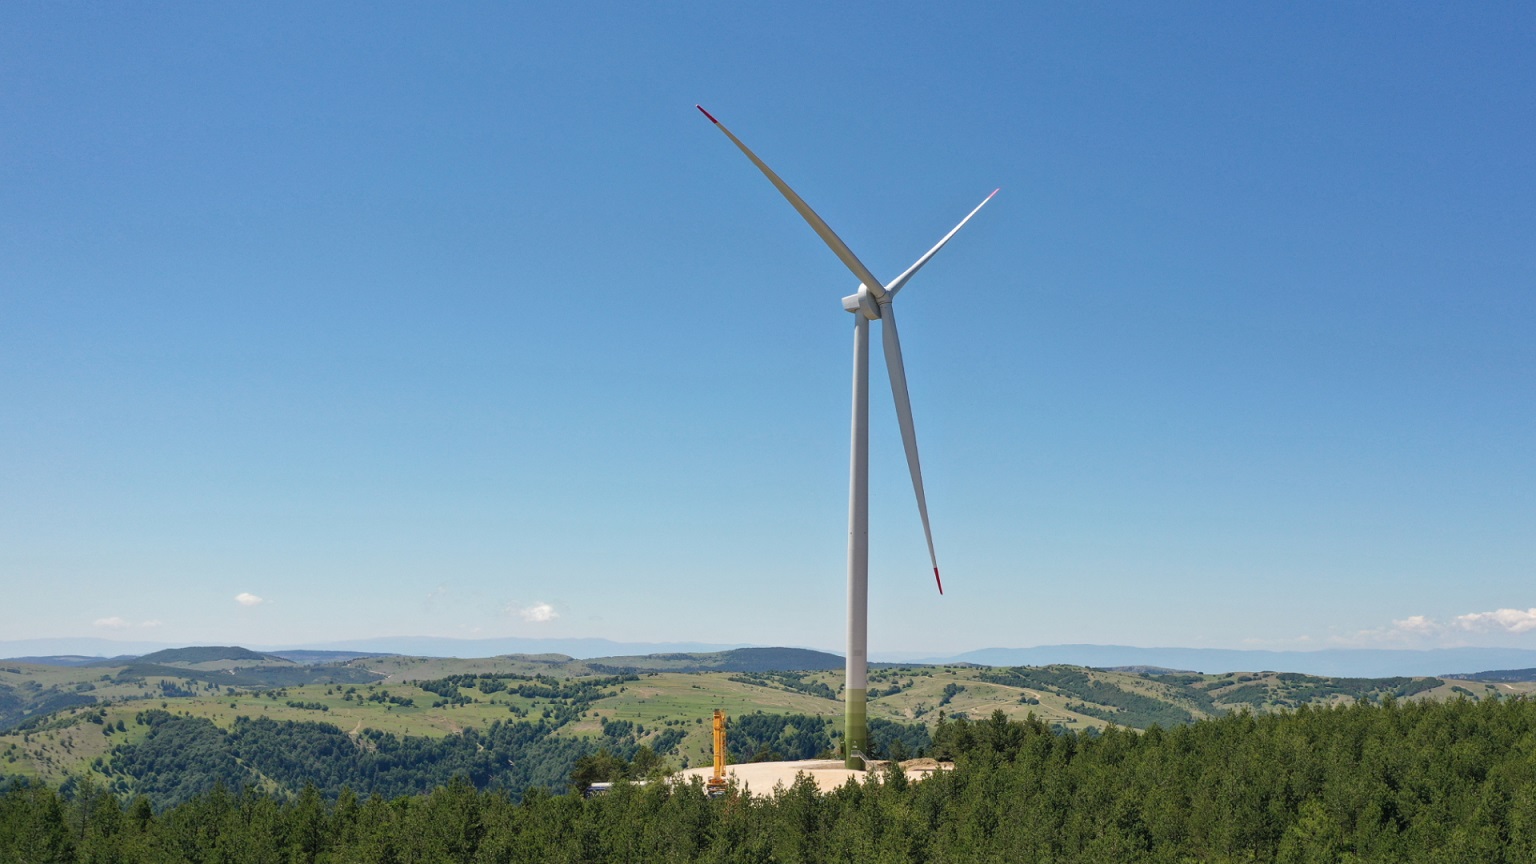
[707,709,728,796]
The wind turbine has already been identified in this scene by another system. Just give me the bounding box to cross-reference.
[699,106,995,768]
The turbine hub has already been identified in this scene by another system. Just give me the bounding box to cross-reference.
[841,285,881,320]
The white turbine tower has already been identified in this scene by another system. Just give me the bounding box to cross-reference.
[700,106,995,768]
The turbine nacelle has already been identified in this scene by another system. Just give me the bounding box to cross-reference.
[842,286,881,319]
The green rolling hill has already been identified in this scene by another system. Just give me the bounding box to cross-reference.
[2,646,1528,809]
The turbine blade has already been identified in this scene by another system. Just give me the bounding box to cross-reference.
[697,105,886,297]
[879,303,943,594]
[884,188,998,299]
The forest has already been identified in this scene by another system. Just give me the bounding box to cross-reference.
[39,704,926,810]
[5,696,1536,862]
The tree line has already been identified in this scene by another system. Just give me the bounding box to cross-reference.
[7,695,1536,861]
[93,709,645,809]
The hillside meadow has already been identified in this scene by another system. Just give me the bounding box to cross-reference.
[6,697,1536,862]
[4,646,1530,812]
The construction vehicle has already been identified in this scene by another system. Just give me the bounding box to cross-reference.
[707,709,728,797]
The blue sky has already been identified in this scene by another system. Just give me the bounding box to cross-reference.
[2,3,1532,655]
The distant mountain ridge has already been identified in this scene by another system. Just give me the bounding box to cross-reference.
[0,636,749,662]
[135,646,287,666]
[304,636,751,659]
[107,662,382,689]
[9,638,1536,679]
[586,647,844,673]
[4,655,137,667]
[938,645,1536,678]
[269,650,395,665]
[1452,668,1536,683]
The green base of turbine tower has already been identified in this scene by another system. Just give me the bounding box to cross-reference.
[844,688,867,770]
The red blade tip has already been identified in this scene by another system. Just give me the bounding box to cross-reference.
[696,105,718,124]
[934,567,944,595]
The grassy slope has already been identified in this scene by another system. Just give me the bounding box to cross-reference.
[2,654,1525,787]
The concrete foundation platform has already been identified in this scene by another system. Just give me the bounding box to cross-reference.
[675,758,949,795]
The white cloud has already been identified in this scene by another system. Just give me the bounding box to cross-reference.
[1391,615,1438,635]
[514,602,558,623]
[1455,608,1536,633]
[235,592,265,607]
[1335,606,1536,646]
[1330,614,1445,646]
[93,617,165,631]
